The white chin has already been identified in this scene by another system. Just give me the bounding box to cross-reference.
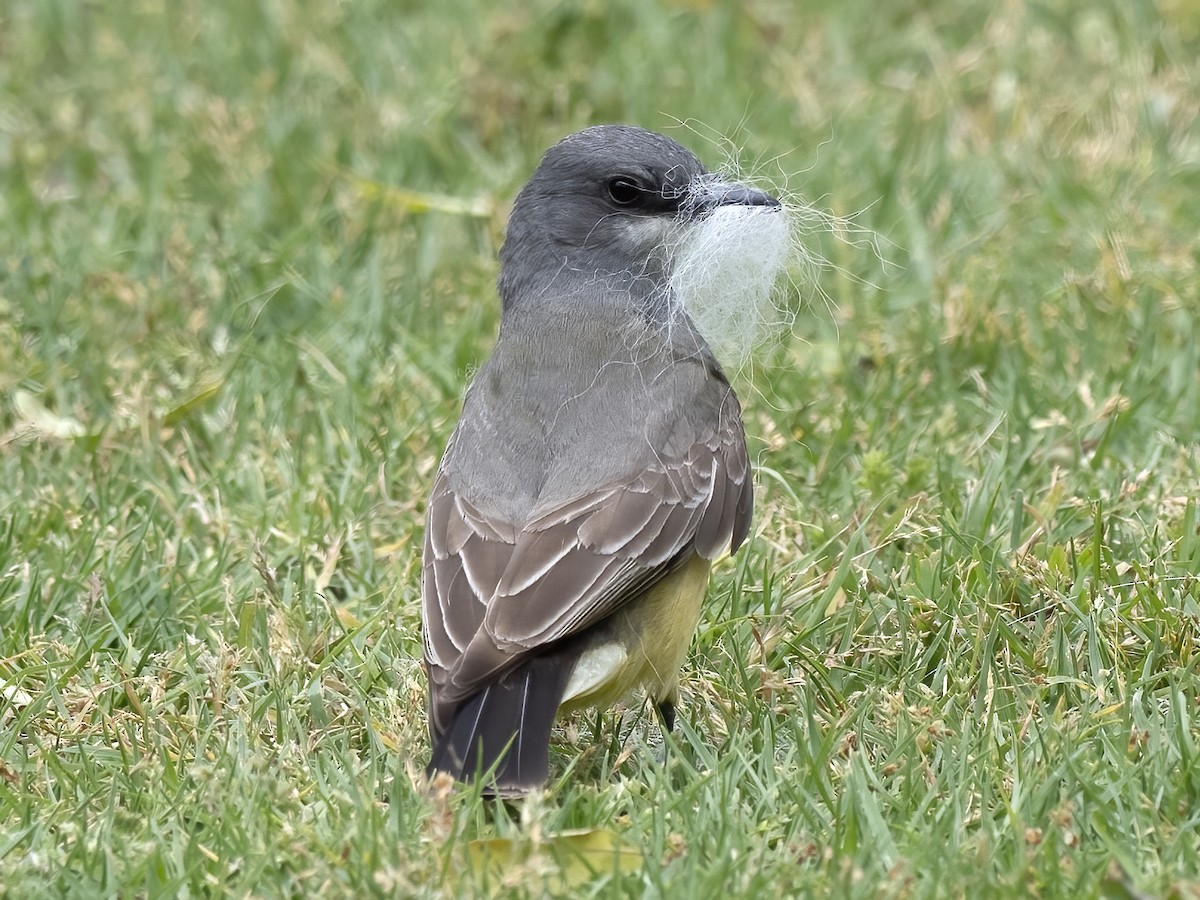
[617,214,681,251]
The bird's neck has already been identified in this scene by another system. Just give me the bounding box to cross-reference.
[498,239,674,309]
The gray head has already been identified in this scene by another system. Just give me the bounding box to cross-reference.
[497,125,780,313]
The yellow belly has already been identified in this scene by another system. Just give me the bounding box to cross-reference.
[559,554,712,714]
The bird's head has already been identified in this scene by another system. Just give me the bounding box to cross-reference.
[497,125,781,318]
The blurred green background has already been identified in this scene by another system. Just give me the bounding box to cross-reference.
[2,0,1198,896]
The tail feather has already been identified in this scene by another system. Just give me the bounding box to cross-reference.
[427,652,577,794]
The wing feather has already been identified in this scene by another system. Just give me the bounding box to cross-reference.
[459,532,512,601]
[496,521,581,595]
[576,489,663,554]
[489,548,623,643]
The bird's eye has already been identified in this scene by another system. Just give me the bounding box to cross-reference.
[606,177,643,206]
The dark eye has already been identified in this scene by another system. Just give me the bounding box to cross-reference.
[606,177,643,206]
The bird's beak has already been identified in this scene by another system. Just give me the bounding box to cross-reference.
[685,177,782,216]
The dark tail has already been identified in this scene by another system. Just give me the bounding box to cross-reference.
[427,652,577,795]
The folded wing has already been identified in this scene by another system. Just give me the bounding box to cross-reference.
[422,405,751,738]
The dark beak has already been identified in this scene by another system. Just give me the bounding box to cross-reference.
[686,177,781,216]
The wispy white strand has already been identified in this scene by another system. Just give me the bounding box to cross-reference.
[662,179,890,375]
[668,204,793,369]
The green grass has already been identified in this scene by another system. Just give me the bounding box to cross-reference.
[2,0,1199,896]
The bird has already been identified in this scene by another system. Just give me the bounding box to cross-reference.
[421,124,780,794]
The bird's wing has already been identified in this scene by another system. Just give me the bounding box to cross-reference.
[421,407,751,734]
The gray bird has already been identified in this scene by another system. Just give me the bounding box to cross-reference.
[422,124,780,794]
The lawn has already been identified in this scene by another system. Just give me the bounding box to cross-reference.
[2,0,1198,896]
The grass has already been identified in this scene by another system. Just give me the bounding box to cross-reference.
[1,0,1198,896]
